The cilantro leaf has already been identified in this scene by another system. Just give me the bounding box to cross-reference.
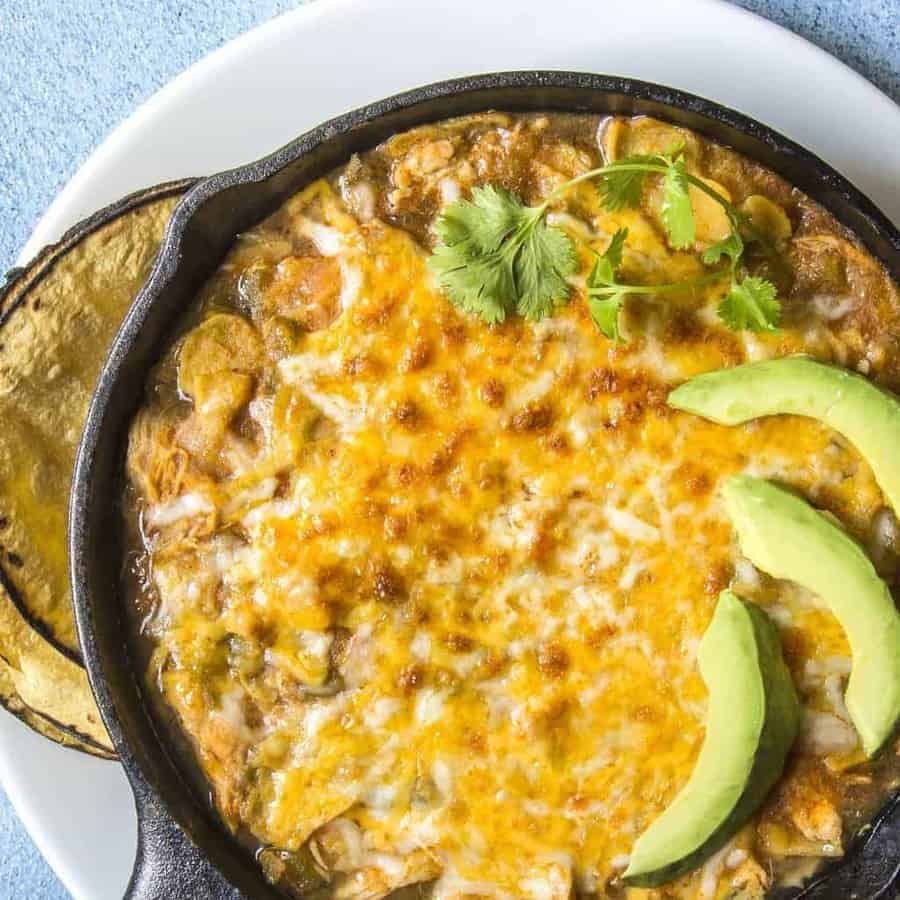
[515,218,579,320]
[597,155,658,210]
[586,229,630,341]
[661,158,695,249]
[588,228,628,288]
[718,276,781,333]
[601,226,627,272]
[433,185,522,254]
[429,187,576,323]
[600,150,695,251]
[702,232,744,267]
[429,243,514,324]
[589,294,626,343]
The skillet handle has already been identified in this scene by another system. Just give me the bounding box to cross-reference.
[126,790,245,900]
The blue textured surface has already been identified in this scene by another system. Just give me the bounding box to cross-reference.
[0,778,66,899]
[0,1,896,898]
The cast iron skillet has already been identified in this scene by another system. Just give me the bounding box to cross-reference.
[70,72,900,900]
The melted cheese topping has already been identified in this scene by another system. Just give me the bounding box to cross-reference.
[127,113,900,900]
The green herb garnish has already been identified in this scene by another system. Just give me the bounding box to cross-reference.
[718,276,782,333]
[586,228,629,343]
[660,157,695,249]
[429,144,782,339]
[428,185,578,324]
[701,231,782,333]
[588,228,728,343]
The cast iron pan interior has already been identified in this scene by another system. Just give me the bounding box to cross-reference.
[69,71,900,900]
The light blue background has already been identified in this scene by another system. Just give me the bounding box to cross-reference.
[0,1,896,897]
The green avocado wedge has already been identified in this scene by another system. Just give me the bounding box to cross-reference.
[668,356,900,516]
[724,475,900,757]
[624,590,800,888]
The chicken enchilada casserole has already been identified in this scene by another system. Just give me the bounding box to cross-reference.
[123,112,900,899]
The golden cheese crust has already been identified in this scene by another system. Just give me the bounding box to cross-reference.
[125,113,900,899]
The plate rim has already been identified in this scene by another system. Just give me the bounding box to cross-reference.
[16,0,900,266]
[3,1,899,897]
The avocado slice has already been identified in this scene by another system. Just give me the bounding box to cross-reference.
[624,590,800,887]
[668,356,900,515]
[723,475,900,757]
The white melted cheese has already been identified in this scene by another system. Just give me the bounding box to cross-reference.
[145,491,213,527]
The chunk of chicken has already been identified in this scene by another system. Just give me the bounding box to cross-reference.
[177,312,263,400]
[261,256,343,330]
[395,140,456,184]
[127,409,219,545]
[388,139,459,213]
[309,817,365,872]
[127,407,190,505]
[333,849,441,900]
[600,116,702,167]
[791,795,843,847]
[176,371,255,461]
[688,177,733,245]
[727,854,770,898]
[163,676,251,824]
[174,313,263,460]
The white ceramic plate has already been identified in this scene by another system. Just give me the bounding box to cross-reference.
[3,0,898,897]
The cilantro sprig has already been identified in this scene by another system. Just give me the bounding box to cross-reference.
[429,143,783,340]
[598,149,777,260]
[588,228,727,343]
[701,231,781,333]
